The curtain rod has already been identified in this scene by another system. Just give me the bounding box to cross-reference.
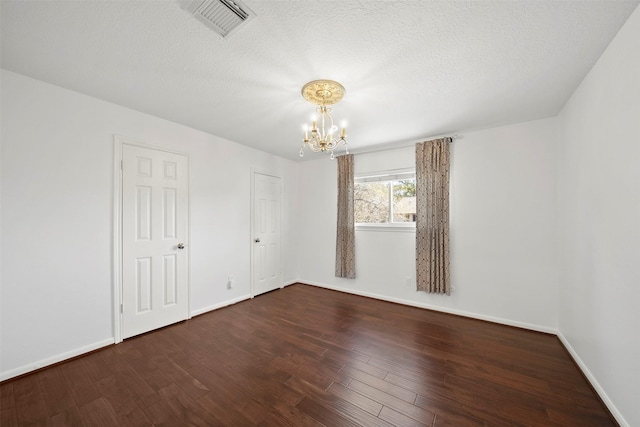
[348,134,461,156]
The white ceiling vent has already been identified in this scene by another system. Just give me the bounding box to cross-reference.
[185,0,255,38]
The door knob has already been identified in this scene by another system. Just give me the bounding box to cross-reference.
[255,238,261,243]
[177,243,185,249]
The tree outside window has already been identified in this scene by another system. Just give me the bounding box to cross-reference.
[355,176,416,224]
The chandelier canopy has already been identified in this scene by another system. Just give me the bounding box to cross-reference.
[299,80,348,159]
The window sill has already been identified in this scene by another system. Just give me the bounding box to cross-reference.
[355,224,416,233]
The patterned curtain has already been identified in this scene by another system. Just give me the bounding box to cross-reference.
[335,154,356,279]
[416,138,452,294]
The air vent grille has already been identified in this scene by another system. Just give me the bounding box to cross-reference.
[186,0,255,38]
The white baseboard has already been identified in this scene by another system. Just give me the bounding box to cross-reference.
[2,283,624,426]
[0,338,114,382]
[301,280,557,334]
[282,280,298,287]
[190,294,251,317]
[300,280,627,424]
[556,332,628,427]
[2,293,263,382]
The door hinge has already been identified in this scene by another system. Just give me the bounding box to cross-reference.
[120,160,123,170]
[120,303,123,313]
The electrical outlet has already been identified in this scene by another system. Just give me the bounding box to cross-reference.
[227,275,234,289]
[405,276,412,287]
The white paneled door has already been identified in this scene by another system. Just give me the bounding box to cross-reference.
[122,144,188,339]
[252,173,282,296]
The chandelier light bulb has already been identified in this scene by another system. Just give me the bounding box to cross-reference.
[339,121,347,138]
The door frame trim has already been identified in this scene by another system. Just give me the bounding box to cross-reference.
[250,169,284,298]
[112,135,191,343]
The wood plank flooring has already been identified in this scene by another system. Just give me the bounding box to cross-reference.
[1,284,616,426]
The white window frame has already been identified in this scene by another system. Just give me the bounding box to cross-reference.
[355,168,416,232]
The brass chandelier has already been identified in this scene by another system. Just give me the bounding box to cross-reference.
[299,80,348,159]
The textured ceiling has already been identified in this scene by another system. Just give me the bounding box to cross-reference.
[1,0,638,160]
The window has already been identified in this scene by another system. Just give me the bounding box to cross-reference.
[355,170,416,230]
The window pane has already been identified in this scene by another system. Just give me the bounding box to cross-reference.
[355,182,390,223]
[392,179,416,222]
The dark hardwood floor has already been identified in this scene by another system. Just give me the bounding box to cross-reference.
[1,284,616,426]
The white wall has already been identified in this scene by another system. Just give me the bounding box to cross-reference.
[297,117,558,331]
[2,6,638,421]
[557,5,640,426]
[0,70,299,380]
